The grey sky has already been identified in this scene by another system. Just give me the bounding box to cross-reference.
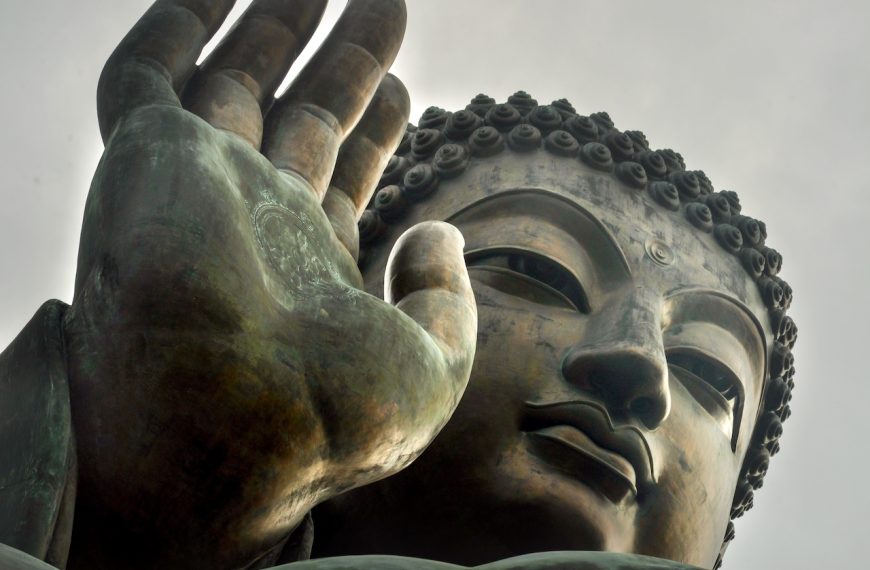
[1,1,867,568]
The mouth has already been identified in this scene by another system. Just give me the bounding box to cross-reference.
[522,400,656,502]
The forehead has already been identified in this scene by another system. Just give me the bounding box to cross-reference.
[363,150,767,318]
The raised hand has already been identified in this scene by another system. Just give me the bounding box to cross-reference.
[62,1,476,567]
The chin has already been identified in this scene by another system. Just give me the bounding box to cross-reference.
[311,429,636,565]
[475,438,637,554]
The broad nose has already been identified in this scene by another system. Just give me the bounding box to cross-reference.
[561,296,670,430]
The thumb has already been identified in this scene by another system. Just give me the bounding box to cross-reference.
[385,221,477,379]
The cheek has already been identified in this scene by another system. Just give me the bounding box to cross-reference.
[635,382,741,566]
[438,287,581,462]
[467,285,581,405]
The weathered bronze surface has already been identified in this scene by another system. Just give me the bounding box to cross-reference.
[0,1,795,569]
[315,144,775,570]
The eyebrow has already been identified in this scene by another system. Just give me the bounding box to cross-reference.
[665,287,768,353]
[445,188,632,283]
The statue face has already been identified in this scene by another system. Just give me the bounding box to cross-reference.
[316,152,771,568]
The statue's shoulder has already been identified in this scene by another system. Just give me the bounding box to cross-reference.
[0,300,76,567]
[477,552,703,569]
[280,551,703,569]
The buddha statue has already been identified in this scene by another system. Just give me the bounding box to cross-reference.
[309,96,796,570]
[0,1,796,569]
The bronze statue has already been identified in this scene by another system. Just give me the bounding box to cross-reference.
[0,1,796,569]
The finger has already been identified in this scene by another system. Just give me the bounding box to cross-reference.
[97,0,236,141]
[262,0,407,198]
[386,222,478,378]
[182,0,328,148]
[322,74,410,261]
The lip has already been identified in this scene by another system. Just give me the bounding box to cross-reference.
[522,400,656,499]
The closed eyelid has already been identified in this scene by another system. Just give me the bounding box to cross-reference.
[445,189,632,287]
[663,327,752,394]
[667,359,738,448]
[662,289,767,385]
[465,247,590,313]
[663,330,753,452]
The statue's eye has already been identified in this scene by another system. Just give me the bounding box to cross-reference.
[506,254,568,293]
[668,351,742,448]
[465,250,589,312]
[669,353,739,400]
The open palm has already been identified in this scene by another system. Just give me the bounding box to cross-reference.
[62,1,476,566]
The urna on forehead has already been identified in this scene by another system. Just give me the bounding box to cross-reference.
[357,91,798,565]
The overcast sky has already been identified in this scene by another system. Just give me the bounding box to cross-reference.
[1,1,867,568]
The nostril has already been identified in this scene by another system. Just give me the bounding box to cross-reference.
[630,397,653,416]
[562,345,671,429]
[630,396,664,429]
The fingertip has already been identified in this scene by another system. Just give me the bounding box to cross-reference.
[385,219,477,373]
[385,221,470,305]
[379,74,411,119]
[421,220,466,251]
[359,0,407,31]
[337,0,407,67]
[397,220,466,257]
[359,74,411,148]
[254,0,329,40]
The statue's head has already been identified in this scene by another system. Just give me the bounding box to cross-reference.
[313,93,797,569]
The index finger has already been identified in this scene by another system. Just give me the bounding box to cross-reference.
[182,0,328,148]
[262,0,407,197]
[97,0,235,141]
